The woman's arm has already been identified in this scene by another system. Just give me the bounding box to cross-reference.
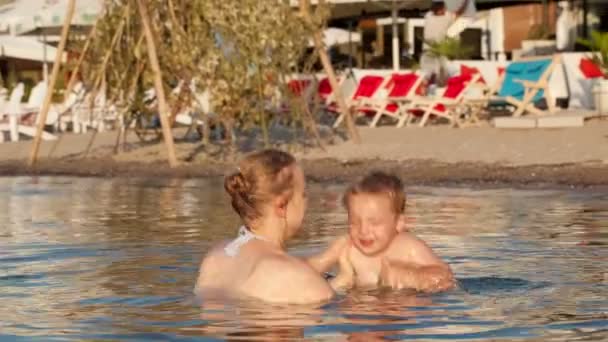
[242,256,335,304]
[306,235,350,274]
[328,247,355,292]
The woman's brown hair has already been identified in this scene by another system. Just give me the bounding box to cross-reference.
[224,149,297,223]
[343,171,406,214]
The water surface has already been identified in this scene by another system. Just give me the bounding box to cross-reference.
[0,177,606,341]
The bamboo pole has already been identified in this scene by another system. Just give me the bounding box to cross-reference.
[114,61,145,154]
[91,6,129,96]
[28,0,76,167]
[136,0,178,168]
[299,0,360,143]
[64,18,98,97]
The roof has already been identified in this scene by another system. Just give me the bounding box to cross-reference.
[0,35,65,62]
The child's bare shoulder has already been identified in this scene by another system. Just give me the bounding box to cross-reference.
[392,232,427,246]
[387,232,441,263]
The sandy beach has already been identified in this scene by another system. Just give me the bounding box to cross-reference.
[1,119,607,187]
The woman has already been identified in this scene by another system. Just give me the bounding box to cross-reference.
[195,149,334,304]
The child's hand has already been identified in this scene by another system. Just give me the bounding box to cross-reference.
[417,268,455,293]
[380,258,455,292]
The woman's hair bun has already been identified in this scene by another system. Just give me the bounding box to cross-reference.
[225,172,249,197]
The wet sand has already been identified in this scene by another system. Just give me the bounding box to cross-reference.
[1,120,608,187]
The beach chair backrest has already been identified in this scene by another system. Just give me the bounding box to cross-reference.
[386,73,419,97]
[287,79,312,97]
[498,58,553,101]
[64,82,86,108]
[579,57,604,79]
[318,78,332,100]
[7,83,24,114]
[27,81,47,108]
[352,75,384,100]
[442,74,473,99]
[0,88,7,112]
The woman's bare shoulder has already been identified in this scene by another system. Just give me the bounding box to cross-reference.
[243,253,334,304]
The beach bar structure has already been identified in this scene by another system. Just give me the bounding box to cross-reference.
[0,0,100,82]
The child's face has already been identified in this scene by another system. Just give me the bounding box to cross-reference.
[347,193,399,256]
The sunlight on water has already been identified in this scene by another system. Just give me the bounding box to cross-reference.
[0,177,606,341]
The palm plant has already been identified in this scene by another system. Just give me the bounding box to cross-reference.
[425,37,473,60]
[424,37,473,86]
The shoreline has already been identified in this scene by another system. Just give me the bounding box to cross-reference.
[2,157,607,189]
[1,121,608,188]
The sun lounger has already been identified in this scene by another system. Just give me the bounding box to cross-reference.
[489,55,561,117]
[404,73,481,127]
[330,74,386,128]
[43,82,88,132]
[353,73,423,127]
[0,82,57,142]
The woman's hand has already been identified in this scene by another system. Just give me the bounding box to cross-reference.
[307,234,350,274]
[329,242,355,292]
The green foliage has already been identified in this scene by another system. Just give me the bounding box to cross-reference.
[577,30,608,79]
[424,37,473,60]
[80,0,327,146]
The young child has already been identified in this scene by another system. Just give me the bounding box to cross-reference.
[308,171,455,293]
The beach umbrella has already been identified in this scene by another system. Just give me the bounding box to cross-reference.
[309,27,362,47]
[0,35,66,62]
[0,0,101,36]
[292,0,430,70]
[0,0,101,81]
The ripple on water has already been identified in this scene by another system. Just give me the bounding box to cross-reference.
[0,177,606,341]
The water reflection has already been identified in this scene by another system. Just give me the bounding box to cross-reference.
[0,177,606,341]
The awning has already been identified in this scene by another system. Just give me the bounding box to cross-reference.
[0,0,100,35]
[0,35,65,62]
[309,27,362,47]
[291,0,430,19]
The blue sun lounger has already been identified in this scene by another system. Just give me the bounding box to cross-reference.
[490,55,561,116]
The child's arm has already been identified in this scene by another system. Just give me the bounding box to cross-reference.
[306,235,350,274]
[380,234,454,293]
[380,258,454,293]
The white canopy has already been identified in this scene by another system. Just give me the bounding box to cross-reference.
[290,0,429,19]
[0,0,101,35]
[0,35,65,62]
[309,27,361,47]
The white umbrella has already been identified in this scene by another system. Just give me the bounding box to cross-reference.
[0,0,99,81]
[290,0,429,19]
[0,0,101,35]
[295,0,430,70]
[309,27,362,47]
[0,35,65,62]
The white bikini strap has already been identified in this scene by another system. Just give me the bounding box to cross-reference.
[224,226,265,257]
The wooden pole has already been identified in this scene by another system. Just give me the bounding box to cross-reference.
[91,6,129,98]
[136,0,178,167]
[28,0,76,167]
[65,19,98,97]
[299,0,360,143]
